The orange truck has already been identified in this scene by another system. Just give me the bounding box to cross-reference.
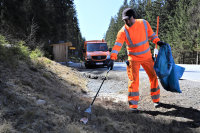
[83,39,111,68]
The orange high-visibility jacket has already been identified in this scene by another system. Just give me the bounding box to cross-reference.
[111,19,160,61]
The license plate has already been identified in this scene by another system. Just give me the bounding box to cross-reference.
[96,62,103,65]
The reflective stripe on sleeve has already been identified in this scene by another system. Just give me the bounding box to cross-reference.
[148,33,156,39]
[128,47,150,56]
[111,50,119,54]
[115,42,122,47]
[152,36,158,41]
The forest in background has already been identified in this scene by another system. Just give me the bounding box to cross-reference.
[0,0,199,64]
[0,0,84,59]
[105,0,200,64]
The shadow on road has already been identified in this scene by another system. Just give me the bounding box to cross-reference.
[140,102,200,128]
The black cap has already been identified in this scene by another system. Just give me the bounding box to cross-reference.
[122,8,135,20]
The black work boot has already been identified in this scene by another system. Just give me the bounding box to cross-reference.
[130,108,140,113]
[154,102,161,108]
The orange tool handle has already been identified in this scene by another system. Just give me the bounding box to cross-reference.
[156,16,159,49]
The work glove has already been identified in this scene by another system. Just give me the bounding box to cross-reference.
[107,60,114,70]
[126,60,129,66]
[157,41,166,47]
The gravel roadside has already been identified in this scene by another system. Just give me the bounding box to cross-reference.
[80,68,200,110]
[75,65,200,130]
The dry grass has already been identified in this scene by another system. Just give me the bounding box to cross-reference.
[0,122,16,133]
[0,57,89,132]
[0,56,199,132]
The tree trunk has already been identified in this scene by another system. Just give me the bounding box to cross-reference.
[197,43,199,65]
[197,51,199,65]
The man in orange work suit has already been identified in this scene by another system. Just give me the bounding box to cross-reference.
[107,8,166,112]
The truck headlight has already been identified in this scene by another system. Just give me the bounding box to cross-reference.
[107,55,110,59]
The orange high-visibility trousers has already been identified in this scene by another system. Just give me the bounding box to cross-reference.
[127,58,160,109]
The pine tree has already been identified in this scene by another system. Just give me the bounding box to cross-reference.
[105,17,117,48]
[167,0,191,63]
[105,3,129,61]
[0,0,84,58]
[187,0,200,64]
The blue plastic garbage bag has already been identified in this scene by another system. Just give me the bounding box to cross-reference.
[154,43,185,93]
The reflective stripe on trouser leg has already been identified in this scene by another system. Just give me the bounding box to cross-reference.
[127,61,140,109]
[151,86,160,103]
[141,58,160,103]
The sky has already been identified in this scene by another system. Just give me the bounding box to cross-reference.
[74,0,129,40]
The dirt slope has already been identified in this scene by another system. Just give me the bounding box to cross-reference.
[0,58,92,132]
[0,58,200,133]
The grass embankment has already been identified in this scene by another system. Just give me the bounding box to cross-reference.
[0,35,90,132]
[0,35,199,133]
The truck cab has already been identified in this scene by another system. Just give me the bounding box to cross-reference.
[83,39,111,68]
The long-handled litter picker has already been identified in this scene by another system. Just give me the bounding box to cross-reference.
[85,68,111,114]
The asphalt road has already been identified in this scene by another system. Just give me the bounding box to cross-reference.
[68,62,200,82]
[67,61,200,111]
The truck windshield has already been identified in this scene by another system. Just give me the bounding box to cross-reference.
[87,43,108,52]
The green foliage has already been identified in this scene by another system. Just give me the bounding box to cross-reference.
[118,44,127,61]
[105,0,200,64]
[0,34,45,68]
[0,35,29,66]
[31,58,52,69]
[105,17,118,48]
[0,0,84,58]
[68,56,82,62]
[105,3,129,61]
[0,35,8,45]
[16,41,30,60]
[30,48,44,60]
[187,0,200,64]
